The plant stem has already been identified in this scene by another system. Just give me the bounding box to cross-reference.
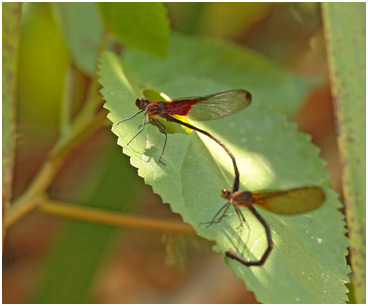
[3,26,108,230]
[60,65,75,135]
[37,200,195,234]
[2,2,22,248]
[4,28,111,231]
[4,111,107,229]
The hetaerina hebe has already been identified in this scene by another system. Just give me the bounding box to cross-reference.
[205,186,325,266]
[115,89,252,192]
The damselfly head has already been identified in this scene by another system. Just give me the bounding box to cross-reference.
[220,188,232,200]
[135,97,148,110]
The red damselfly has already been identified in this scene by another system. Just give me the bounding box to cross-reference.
[115,89,252,192]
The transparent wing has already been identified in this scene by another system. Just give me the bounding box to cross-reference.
[165,89,252,121]
[252,186,326,215]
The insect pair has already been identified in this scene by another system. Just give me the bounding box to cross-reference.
[114,89,325,266]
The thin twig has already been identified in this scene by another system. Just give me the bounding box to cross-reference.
[4,27,111,230]
[4,111,107,229]
[37,200,196,234]
[60,65,76,135]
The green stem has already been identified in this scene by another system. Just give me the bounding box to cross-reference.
[3,2,23,248]
[60,65,75,135]
[4,26,110,232]
[37,200,195,234]
[4,111,107,229]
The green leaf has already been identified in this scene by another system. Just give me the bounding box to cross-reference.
[31,136,142,303]
[98,3,169,57]
[124,33,316,115]
[100,42,350,303]
[17,3,70,136]
[323,3,366,303]
[165,3,204,34]
[197,3,274,39]
[55,3,103,76]
[2,3,21,210]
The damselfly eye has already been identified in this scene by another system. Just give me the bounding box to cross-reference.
[135,98,144,108]
[220,188,231,199]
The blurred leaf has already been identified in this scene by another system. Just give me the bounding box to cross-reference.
[31,134,142,303]
[100,44,349,302]
[124,33,316,115]
[198,3,274,39]
[166,3,204,34]
[243,3,323,64]
[2,2,22,210]
[55,3,103,76]
[17,3,70,142]
[98,3,169,57]
[323,3,365,303]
